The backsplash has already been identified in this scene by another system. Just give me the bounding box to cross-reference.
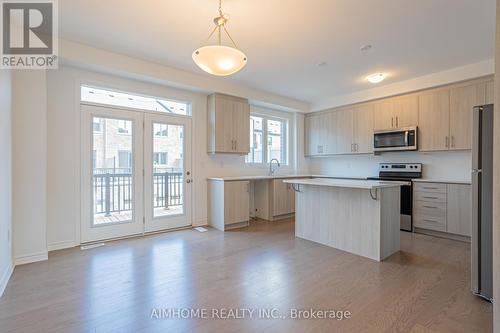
[308,150,472,180]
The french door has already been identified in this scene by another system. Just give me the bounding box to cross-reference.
[81,104,192,243]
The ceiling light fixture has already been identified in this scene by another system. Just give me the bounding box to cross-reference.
[366,73,386,84]
[192,0,247,76]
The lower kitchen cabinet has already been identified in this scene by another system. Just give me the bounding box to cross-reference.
[413,182,471,238]
[271,179,295,217]
[208,180,250,231]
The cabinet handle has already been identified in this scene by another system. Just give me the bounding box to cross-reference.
[396,117,399,127]
[423,219,438,223]
[445,136,449,148]
[423,205,438,209]
[423,196,439,200]
[451,136,455,148]
[355,143,359,152]
[234,140,237,151]
[422,187,438,190]
[391,117,394,128]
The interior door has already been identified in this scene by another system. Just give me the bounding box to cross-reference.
[144,113,192,232]
[81,105,144,242]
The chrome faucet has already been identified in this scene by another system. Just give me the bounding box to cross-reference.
[269,158,280,175]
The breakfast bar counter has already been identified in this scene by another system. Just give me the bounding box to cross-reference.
[283,178,402,261]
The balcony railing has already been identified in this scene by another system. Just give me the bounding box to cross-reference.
[93,168,183,216]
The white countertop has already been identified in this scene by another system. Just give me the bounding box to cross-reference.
[283,178,404,190]
[413,179,472,185]
[207,175,367,181]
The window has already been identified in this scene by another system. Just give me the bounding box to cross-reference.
[81,85,191,116]
[93,118,103,132]
[247,116,264,163]
[118,151,132,169]
[117,120,131,134]
[153,152,168,165]
[246,115,288,165]
[154,124,168,137]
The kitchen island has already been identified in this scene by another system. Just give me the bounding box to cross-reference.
[283,178,402,261]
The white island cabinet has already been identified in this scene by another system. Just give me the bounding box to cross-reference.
[283,178,402,262]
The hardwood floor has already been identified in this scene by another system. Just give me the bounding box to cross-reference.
[0,218,492,333]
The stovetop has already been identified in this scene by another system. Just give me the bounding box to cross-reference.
[369,163,423,181]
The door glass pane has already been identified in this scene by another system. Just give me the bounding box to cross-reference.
[153,123,184,218]
[92,117,134,225]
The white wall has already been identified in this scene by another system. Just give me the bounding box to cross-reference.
[0,70,13,296]
[46,65,302,249]
[12,71,48,264]
[308,151,472,181]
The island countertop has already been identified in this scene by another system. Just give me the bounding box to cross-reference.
[207,175,367,181]
[283,178,405,190]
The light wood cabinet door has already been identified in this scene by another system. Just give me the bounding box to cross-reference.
[304,116,313,156]
[486,80,495,104]
[336,108,354,154]
[305,115,321,155]
[224,181,249,225]
[232,101,250,153]
[374,100,395,130]
[374,95,418,130]
[392,94,419,128]
[208,94,250,154]
[446,184,472,236]
[352,104,374,153]
[272,180,294,216]
[214,97,235,152]
[418,89,450,151]
[450,83,486,150]
[323,112,337,155]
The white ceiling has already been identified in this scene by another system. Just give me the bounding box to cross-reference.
[59,0,495,104]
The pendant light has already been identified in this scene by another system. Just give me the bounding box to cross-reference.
[192,0,247,76]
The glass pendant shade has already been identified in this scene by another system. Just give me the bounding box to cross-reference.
[192,45,247,76]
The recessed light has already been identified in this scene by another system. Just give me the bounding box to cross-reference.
[366,73,386,84]
[360,44,373,52]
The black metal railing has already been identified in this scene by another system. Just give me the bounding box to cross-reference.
[93,168,183,216]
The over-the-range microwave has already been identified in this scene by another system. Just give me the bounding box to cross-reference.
[373,126,418,152]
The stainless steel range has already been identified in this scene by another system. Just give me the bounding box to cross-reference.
[368,163,422,232]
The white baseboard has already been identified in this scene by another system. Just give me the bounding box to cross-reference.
[14,251,48,266]
[0,261,14,297]
[48,240,78,252]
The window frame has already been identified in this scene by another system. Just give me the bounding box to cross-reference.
[246,113,289,166]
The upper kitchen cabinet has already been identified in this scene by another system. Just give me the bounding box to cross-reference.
[207,93,250,154]
[352,104,374,153]
[336,108,354,154]
[418,88,450,151]
[305,112,337,156]
[449,82,486,150]
[374,95,418,130]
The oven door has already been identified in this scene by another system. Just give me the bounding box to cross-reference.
[374,127,417,152]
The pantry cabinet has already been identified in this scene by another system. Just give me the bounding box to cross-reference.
[207,93,250,154]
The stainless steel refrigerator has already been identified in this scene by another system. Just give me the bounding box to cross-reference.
[471,104,493,302]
